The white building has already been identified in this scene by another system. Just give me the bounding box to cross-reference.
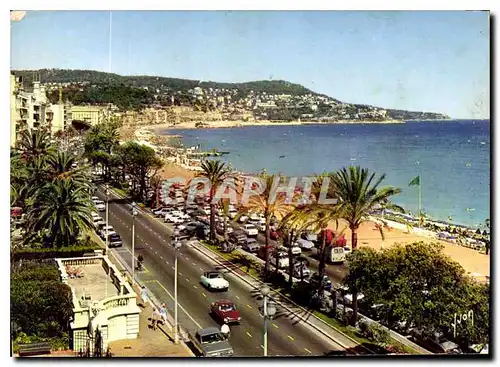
[56,255,141,353]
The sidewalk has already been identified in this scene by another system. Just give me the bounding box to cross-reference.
[108,292,194,357]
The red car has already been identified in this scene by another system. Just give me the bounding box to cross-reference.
[270,230,280,240]
[210,300,241,324]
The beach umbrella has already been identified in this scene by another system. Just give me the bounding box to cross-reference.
[475,228,481,235]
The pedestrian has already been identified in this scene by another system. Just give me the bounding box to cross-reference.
[151,307,160,330]
[141,286,149,307]
[159,303,167,325]
[221,323,230,340]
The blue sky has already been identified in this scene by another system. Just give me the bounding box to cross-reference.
[11,11,489,118]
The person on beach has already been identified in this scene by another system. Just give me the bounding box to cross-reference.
[141,286,149,307]
[221,323,230,340]
[159,303,167,325]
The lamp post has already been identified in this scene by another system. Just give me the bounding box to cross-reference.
[259,286,277,357]
[105,184,109,297]
[173,237,182,344]
[131,202,138,286]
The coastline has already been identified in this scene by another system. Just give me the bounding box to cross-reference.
[144,119,405,132]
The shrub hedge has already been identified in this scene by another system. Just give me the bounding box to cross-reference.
[12,244,101,261]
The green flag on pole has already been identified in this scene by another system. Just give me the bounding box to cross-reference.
[409,175,420,186]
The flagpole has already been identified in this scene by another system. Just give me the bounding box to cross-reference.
[418,175,422,226]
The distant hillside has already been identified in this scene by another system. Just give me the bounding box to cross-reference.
[12,69,450,121]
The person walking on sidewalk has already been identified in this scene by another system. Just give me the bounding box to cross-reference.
[159,303,167,325]
[140,286,149,307]
[151,307,161,331]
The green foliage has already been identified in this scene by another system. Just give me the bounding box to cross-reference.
[358,321,390,345]
[11,261,60,282]
[12,244,100,261]
[343,242,489,348]
[11,262,73,344]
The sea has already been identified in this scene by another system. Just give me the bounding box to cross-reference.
[160,120,490,228]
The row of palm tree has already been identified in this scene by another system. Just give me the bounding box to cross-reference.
[11,128,95,249]
[197,160,402,325]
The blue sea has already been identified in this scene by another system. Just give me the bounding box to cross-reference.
[160,120,490,228]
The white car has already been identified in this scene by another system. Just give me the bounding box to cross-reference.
[168,215,185,224]
[249,213,260,222]
[91,196,100,203]
[95,200,106,211]
[99,225,115,239]
[243,224,258,236]
[200,271,229,291]
[269,252,289,269]
[203,206,211,215]
[228,210,238,219]
[238,215,249,223]
[295,238,315,250]
[258,223,266,232]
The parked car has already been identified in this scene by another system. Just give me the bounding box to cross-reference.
[95,200,106,211]
[242,238,260,253]
[242,224,258,237]
[210,299,241,324]
[191,327,234,357]
[99,225,115,239]
[238,215,249,223]
[200,271,229,291]
[107,233,123,248]
[293,263,311,278]
[229,231,247,246]
[269,251,289,269]
[228,210,238,219]
[301,230,318,242]
[295,238,314,250]
[257,223,266,232]
[309,273,332,291]
[91,196,100,203]
[216,222,234,235]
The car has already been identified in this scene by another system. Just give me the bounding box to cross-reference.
[107,233,123,248]
[295,238,315,250]
[202,206,211,215]
[93,216,105,228]
[210,299,241,324]
[91,196,100,203]
[229,231,247,246]
[99,225,115,239]
[269,251,289,269]
[95,200,106,211]
[238,215,249,223]
[242,238,260,253]
[344,246,352,255]
[287,245,302,255]
[200,271,229,291]
[301,231,318,242]
[216,222,233,235]
[184,221,200,233]
[257,223,266,232]
[293,263,311,278]
[242,224,258,236]
[270,230,280,241]
[170,216,185,224]
[192,327,234,357]
[228,210,238,219]
[309,273,332,291]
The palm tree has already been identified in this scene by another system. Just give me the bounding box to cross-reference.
[197,160,232,242]
[24,179,94,248]
[237,172,293,278]
[46,151,91,190]
[219,198,231,245]
[16,128,54,164]
[330,166,402,325]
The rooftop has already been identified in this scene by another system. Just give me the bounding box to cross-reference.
[66,263,119,306]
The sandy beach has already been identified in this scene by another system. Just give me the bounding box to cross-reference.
[145,118,405,132]
[158,161,489,281]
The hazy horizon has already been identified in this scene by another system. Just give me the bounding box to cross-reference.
[11,11,490,119]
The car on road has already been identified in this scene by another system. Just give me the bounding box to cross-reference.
[191,327,234,357]
[295,238,314,250]
[107,233,123,248]
[242,238,260,253]
[228,210,238,219]
[99,225,115,239]
[301,230,318,242]
[238,215,249,223]
[257,223,266,232]
[216,222,234,235]
[242,224,258,237]
[210,299,241,324]
[293,262,311,278]
[309,273,332,291]
[269,251,289,269]
[228,230,247,246]
[200,271,229,291]
[284,244,302,255]
[94,200,106,211]
[91,196,100,203]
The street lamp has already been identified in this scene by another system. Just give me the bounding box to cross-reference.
[105,184,109,297]
[131,202,138,286]
[173,237,182,344]
[259,286,277,357]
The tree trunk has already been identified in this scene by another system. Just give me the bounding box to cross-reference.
[350,225,359,326]
[263,214,270,278]
[223,213,228,243]
[209,202,216,242]
[318,228,327,279]
[288,229,295,289]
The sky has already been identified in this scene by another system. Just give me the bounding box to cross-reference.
[10,10,490,118]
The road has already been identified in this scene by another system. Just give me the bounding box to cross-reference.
[97,189,347,357]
